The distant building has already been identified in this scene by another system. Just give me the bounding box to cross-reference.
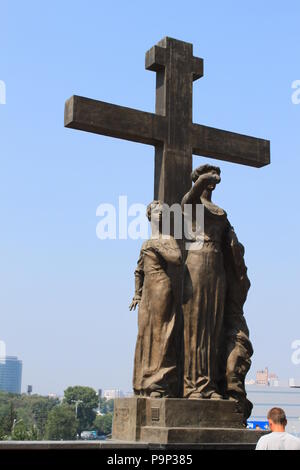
[103,389,124,400]
[0,356,22,394]
[269,373,279,387]
[256,367,269,385]
[255,368,279,386]
[48,393,59,399]
[245,379,256,385]
[289,378,300,388]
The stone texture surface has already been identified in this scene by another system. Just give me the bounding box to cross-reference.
[112,397,266,444]
[140,427,265,445]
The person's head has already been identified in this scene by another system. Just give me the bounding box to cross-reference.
[146,200,163,222]
[146,200,165,236]
[267,408,287,432]
[191,164,221,194]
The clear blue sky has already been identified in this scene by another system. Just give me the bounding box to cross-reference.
[0,0,300,395]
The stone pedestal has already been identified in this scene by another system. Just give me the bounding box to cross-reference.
[112,397,266,445]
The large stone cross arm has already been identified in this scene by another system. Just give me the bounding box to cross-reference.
[64,95,270,168]
[64,95,166,146]
[191,124,270,168]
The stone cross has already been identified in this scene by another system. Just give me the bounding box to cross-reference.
[64,37,270,205]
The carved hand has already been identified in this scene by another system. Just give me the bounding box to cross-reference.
[197,171,221,187]
[183,170,222,205]
[129,298,140,311]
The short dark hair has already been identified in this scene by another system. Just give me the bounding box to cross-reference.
[267,408,287,426]
[191,164,221,183]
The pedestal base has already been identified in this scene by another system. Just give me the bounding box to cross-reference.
[112,397,266,445]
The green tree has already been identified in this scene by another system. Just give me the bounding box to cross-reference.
[63,386,99,433]
[45,405,78,440]
[0,402,17,437]
[0,426,7,440]
[11,420,38,441]
[99,398,114,414]
[31,398,59,439]
[93,414,113,436]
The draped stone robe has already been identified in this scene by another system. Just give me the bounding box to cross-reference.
[132,237,182,397]
[182,200,228,398]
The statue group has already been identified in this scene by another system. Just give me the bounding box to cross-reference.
[65,37,269,440]
[130,164,253,422]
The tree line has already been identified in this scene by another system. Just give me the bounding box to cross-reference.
[0,386,114,440]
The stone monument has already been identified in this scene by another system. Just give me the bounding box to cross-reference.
[65,37,270,445]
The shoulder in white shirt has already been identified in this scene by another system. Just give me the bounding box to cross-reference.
[256,432,300,450]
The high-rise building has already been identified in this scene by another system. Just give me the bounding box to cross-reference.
[0,356,22,394]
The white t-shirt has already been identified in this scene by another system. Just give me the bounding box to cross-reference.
[256,432,300,450]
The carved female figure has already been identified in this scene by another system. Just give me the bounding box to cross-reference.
[181,164,234,399]
[129,201,182,398]
[181,164,253,419]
